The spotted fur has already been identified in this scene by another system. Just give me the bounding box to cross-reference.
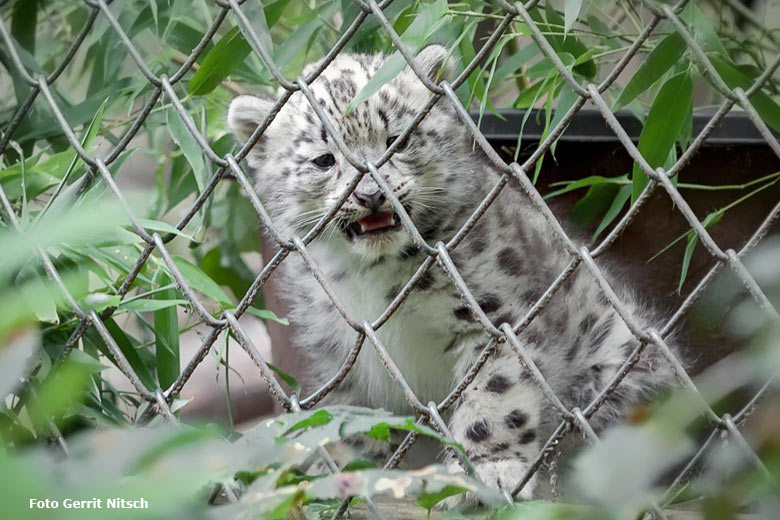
[227,45,677,504]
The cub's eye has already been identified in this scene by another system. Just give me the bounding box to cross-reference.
[312,153,336,168]
[386,135,408,151]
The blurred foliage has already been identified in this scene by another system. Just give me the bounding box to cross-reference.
[1,0,779,518]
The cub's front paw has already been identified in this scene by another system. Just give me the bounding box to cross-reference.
[439,458,536,510]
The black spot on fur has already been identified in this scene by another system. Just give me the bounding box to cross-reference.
[368,256,386,268]
[491,442,509,452]
[497,247,523,276]
[398,244,419,260]
[485,374,512,394]
[505,410,528,429]
[453,306,474,322]
[579,313,597,334]
[466,420,491,442]
[589,315,616,352]
[386,285,401,302]
[522,289,543,305]
[513,452,529,463]
[495,313,514,327]
[565,340,580,362]
[477,294,501,314]
[520,430,537,444]
[417,270,434,290]
[443,336,459,353]
[378,108,389,128]
[470,235,487,255]
[344,436,365,449]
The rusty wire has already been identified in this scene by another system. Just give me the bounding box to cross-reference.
[1,0,780,517]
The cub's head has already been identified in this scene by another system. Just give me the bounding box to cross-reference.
[227,45,473,261]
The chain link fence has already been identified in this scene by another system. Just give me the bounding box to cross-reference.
[1,0,779,517]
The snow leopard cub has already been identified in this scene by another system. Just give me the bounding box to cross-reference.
[227,45,676,501]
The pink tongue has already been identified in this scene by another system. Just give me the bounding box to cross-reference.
[358,213,394,232]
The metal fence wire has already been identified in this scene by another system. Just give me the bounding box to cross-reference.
[1,0,780,517]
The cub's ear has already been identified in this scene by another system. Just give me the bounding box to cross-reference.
[227,94,274,143]
[414,44,455,84]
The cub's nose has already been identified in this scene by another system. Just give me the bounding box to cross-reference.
[352,190,386,211]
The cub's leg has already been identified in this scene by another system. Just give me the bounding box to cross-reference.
[444,345,548,505]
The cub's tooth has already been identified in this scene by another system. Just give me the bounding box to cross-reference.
[360,223,367,233]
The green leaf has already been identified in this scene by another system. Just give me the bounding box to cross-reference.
[26,275,59,324]
[342,458,376,471]
[631,70,693,204]
[493,42,539,84]
[563,0,582,38]
[613,32,686,111]
[264,0,291,27]
[571,183,620,227]
[246,306,289,325]
[172,256,233,307]
[710,57,780,132]
[367,422,391,442]
[549,84,580,154]
[267,362,300,394]
[416,484,468,510]
[272,2,339,72]
[188,27,252,96]
[166,107,207,193]
[29,362,92,428]
[139,219,195,241]
[536,4,595,78]
[80,292,121,312]
[285,409,333,434]
[154,271,180,390]
[592,184,631,241]
[86,319,157,391]
[688,4,730,59]
[345,0,448,115]
[678,211,723,293]
[119,299,188,312]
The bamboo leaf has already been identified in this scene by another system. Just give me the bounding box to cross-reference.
[166,107,207,193]
[88,320,157,391]
[172,256,233,307]
[139,219,195,241]
[688,4,730,59]
[613,32,686,111]
[246,306,289,325]
[678,211,723,293]
[563,0,582,38]
[545,175,626,199]
[272,2,339,73]
[154,271,180,390]
[571,183,620,227]
[346,0,448,115]
[417,485,468,511]
[592,184,631,241]
[267,362,300,394]
[188,27,252,96]
[631,70,693,204]
[549,84,580,153]
[710,57,780,132]
[119,299,188,313]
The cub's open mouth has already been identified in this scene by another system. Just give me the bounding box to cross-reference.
[345,212,402,239]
